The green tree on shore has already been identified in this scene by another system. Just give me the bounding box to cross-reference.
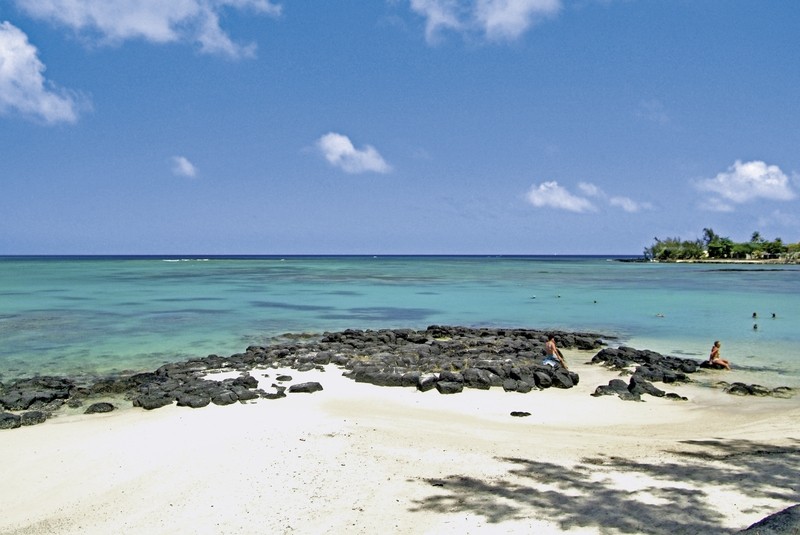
[645,229,795,261]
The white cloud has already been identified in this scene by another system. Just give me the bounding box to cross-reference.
[576,181,651,212]
[410,0,560,43]
[526,181,596,213]
[577,181,602,197]
[316,132,391,174]
[695,160,796,207]
[13,0,282,59]
[475,0,561,40]
[409,0,464,43]
[609,196,651,213]
[0,21,83,123]
[171,156,197,177]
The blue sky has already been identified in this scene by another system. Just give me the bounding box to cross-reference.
[1,0,798,255]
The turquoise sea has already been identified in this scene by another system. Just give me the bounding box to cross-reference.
[1,256,798,387]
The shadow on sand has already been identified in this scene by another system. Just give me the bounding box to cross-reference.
[409,438,800,534]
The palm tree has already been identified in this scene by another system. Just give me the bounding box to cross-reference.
[702,228,719,247]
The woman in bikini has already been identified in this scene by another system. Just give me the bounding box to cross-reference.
[709,340,731,370]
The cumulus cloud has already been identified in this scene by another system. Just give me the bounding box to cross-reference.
[410,0,561,43]
[13,0,282,59]
[171,155,197,177]
[695,160,796,210]
[409,0,464,42]
[475,0,561,40]
[0,21,83,123]
[609,196,651,213]
[527,180,652,213]
[526,181,596,213]
[577,181,602,197]
[316,132,391,174]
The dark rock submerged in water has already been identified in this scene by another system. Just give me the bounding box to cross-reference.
[718,382,794,398]
[0,326,607,430]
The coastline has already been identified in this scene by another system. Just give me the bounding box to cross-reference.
[672,258,799,265]
[625,258,799,265]
[3,256,799,385]
[2,346,799,534]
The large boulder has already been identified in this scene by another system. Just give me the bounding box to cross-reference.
[0,412,21,430]
[435,381,463,395]
[211,390,239,406]
[287,382,323,394]
[133,393,174,410]
[533,371,552,388]
[628,376,665,398]
[176,392,211,408]
[514,381,534,393]
[592,379,628,397]
[417,374,438,392]
[21,410,48,426]
[551,369,574,389]
[438,370,464,384]
[84,402,115,414]
[232,374,259,389]
[462,368,494,390]
[0,376,74,411]
[400,371,421,387]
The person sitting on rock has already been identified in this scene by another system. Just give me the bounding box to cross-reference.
[709,340,731,370]
[544,334,568,369]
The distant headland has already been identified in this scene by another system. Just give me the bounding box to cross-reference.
[642,228,800,264]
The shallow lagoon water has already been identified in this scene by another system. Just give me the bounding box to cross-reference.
[1,256,798,386]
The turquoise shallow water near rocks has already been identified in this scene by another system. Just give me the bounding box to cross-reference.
[1,255,798,385]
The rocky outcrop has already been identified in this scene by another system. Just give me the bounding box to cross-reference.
[590,346,794,402]
[591,347,698,401]
[324,326,593,394]
[130,371,266,410]
[0,376,75,411]
[591,346,697,382]
[2,325,607,430]
[592,375,687,402]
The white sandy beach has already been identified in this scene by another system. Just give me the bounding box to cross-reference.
[1,351,799,535]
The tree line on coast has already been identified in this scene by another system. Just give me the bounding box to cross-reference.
[644,228,800,262]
